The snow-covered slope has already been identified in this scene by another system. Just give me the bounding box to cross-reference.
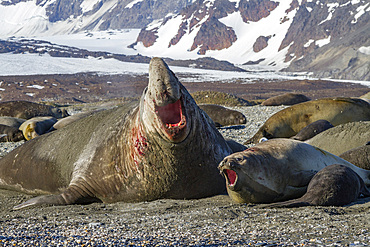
[0,0,369,80]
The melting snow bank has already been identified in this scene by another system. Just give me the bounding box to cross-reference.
[0,53,369,86]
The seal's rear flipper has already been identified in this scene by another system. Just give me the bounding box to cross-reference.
[259,199,311,208]
[13,187,101,210]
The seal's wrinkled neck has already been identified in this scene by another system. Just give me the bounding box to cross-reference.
[142,57,189,143]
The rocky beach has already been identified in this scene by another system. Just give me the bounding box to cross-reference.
[0,104,369,246]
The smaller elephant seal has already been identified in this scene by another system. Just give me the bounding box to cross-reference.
[0,117,26,128]
[198,104,246,127]
[218,139,370,204]
[19,116,58,140]
[339,145,370,170]
[0,124,25,142]
[291,119,333,141]
[245,97,370,144]
[262,164,370,208]
[0,101,69,119]
[262,93,310,106]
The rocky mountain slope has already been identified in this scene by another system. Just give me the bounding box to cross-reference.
[0,0,369,80]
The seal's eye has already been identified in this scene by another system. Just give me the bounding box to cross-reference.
[236,157,243,162]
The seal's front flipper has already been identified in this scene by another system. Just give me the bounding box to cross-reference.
[13,187,101,210]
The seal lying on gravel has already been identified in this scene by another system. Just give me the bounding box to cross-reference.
[290,119,333,141]
[262,164,370,208]
[0,101,69,119]
[245,98,370,144]
[198,104,246,127]
[19,116,58,140]
[261,93,310,106]
[218,139,370,204]
[306,121,370,155]
[0,117,25,129]
[0,57,240,210]
[0,125,24,142]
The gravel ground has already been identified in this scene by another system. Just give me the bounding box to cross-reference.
[0,105,369,246]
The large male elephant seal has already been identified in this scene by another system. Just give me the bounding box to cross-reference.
[0,101,69,119]
[262,164,370,208]
[218,139,370,204]
[0,58,241,210]
[306,121,370,155]
[245,98,370,144]
[262,93,310,106]
[198,104,246,127]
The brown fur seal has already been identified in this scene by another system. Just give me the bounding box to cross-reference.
[291,119,333,141]
[306,121,370,155]
[245,97,370,144]
[218,139,370,204]
[0,125,24,142]
[262,93,310,106]
[0,117,25,128]
[198,104,246,127]
[0,57,243,210]
[340,145,370,170]
[0,101,69,119]
[19,116,58,140]
[262,164,370,208]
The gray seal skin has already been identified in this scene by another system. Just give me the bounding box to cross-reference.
[245,97,370,144]
[262,164,370,208]
[306,121,370,155]
[0,101,69,119]
[262,93,310,106]
[218,139,370,204]
[0,57,237,210]
[0,117,25,128]
[339,145,370,170]
[0,124,24,142]
[291,119,333,141]
[50,111,99,131]
[19,116,58,140]
[198,104,246,127]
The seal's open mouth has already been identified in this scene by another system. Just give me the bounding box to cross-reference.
[224,169,237,187]
[155,98,187,141]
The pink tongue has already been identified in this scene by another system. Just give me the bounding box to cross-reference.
[156,99,182,125]
[226,169,237,186]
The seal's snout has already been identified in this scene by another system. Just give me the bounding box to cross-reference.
[149,57,180,107]
[219,159,239,188]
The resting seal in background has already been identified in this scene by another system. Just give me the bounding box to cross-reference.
[218,139,370,204]
[198,104,246,127]
[291,119,333,141]
[245,97,370,144]
[0,124,24,142]
[262,93,310,106]
[18,116,58,140]
[0,57,243,210]
[0,101,69,119]
[339,145,370,170]
[0,117,25,129]
[261,164,370,208]
[306,121,370,156]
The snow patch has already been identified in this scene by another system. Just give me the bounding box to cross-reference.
[351,3,369,24]
[27,85,44,89]
[125,0,144,9]
[304,39,315,48]
[358,46,370,55]
[229,0,241,8]
[80,0,101,13]
[316,36,331,47]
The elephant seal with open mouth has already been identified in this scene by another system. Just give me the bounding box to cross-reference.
[218,139,370,204]
[0,58,241,210]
